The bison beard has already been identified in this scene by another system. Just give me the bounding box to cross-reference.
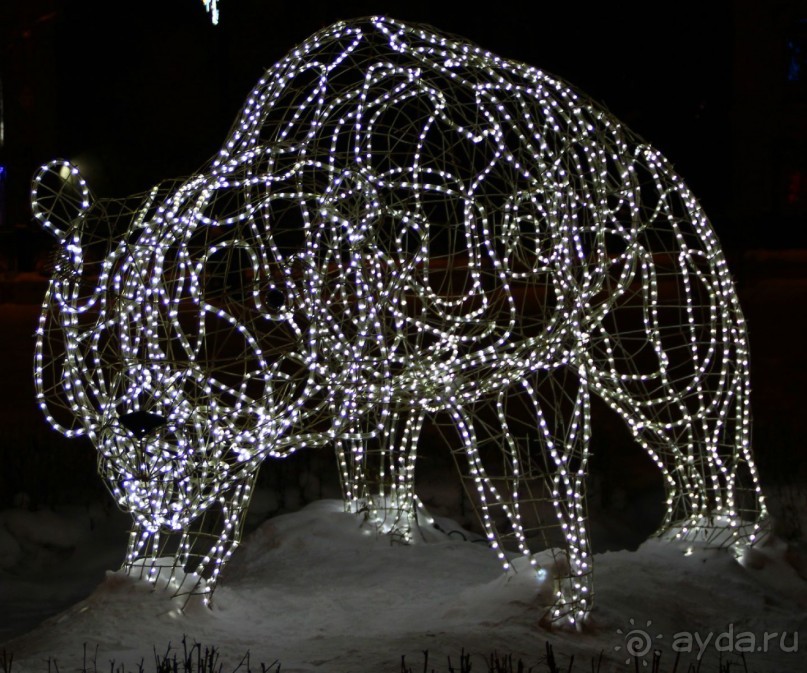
[31,16,767,627]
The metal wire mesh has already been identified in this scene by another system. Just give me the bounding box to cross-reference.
[32,17,767,626]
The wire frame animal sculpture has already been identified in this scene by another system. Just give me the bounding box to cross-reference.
[32,16,767,627]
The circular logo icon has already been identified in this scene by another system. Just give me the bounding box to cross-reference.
[614,618,662,667]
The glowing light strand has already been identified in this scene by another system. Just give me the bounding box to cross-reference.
[32,17,766,626]
[203,0,219,25]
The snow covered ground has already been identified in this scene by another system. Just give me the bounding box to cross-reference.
[2,257,805,672]
[1,495,805,673]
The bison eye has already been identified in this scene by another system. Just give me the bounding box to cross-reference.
[265,287,286,311]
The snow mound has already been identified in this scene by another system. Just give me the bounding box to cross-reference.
[1,500,805,673]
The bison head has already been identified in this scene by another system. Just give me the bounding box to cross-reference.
[31,160,331,532]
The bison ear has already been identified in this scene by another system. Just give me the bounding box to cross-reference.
[31,160,93,241]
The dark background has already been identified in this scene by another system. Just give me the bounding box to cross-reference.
[1,0,805,252]
[0,0,805,515]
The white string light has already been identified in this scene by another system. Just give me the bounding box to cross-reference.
[32,17,767,626]
[203,0,219,25]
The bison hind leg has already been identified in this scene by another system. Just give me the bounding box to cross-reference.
[590,379,768,556]
[658,454,769,555]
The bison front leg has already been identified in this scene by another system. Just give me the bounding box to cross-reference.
[188,476,256,601]
[447,369,593,629]
[521,368,594,628]
[122,474,256,607]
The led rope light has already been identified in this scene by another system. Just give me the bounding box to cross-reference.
[32,17,766,626]
[203,0,219,25]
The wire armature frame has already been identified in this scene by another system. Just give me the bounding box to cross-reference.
[32,17,767,626]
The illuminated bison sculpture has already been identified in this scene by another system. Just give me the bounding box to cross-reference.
[32,16,766,626]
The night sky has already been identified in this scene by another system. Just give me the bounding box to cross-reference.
[4,0,803,252]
